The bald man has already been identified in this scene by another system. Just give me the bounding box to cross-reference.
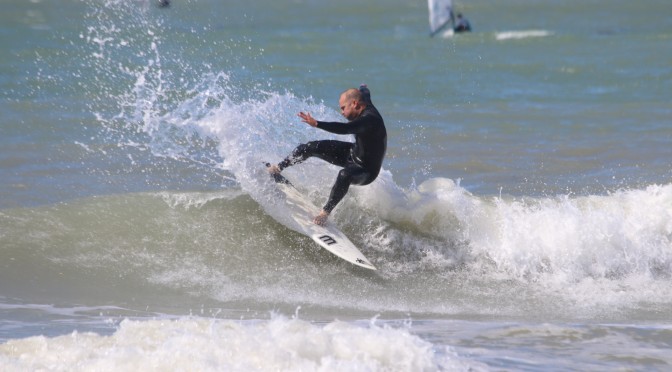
[268,87,387,225]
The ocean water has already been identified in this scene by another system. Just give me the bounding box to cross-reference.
[1,0,671,370]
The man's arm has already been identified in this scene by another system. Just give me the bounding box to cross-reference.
[298,111,372,135]
[298,112,370,134]
[317,116,372,135]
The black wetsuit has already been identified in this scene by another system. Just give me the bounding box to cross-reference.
[278,104,387,213]
[454,18,471,33]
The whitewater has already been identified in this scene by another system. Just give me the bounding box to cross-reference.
[1,0,671,370]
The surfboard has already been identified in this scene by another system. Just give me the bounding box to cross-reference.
[267,166,376,271]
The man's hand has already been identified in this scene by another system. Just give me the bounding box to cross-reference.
[313,210,329,226]
[298,112,318,127]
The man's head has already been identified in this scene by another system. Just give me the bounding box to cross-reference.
[339,88,367,121]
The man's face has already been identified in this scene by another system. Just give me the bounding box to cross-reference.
[339,95,359,121]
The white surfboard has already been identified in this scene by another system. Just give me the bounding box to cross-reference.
[269,171,376,271]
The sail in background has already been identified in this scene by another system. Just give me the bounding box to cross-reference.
[428,0,453,36]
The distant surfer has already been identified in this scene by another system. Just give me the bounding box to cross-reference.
[453,13,471,33]
[268,85,387,226]
[429,2,472,37]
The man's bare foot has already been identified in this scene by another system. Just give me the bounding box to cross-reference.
[267,164,281,175]
[313,210,329,226]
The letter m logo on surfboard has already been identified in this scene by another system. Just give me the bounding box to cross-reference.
[317,234,337,246]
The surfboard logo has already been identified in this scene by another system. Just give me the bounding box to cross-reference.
[317,235,337,246]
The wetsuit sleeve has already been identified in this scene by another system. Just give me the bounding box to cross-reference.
[316,116,371,135]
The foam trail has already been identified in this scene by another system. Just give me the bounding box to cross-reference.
[496,30,552,40]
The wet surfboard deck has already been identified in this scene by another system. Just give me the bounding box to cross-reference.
[267,166,376,270]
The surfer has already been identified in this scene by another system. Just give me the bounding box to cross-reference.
[453,13,471,33]
[268,85,387,226]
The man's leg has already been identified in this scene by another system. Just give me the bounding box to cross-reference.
[269,140,365,225]
[322,165,370,214]
[276,140,352,171]
[314,165,370,226]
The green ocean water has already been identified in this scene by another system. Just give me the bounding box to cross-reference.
[1,0,672,370]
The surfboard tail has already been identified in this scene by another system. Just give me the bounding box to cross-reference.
[311,233,377,271]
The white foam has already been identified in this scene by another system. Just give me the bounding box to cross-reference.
[475,184,672,281]
[496,30,552,40]
[357,177,672,306]
[157,190,244,210]
[0,316,482,371]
